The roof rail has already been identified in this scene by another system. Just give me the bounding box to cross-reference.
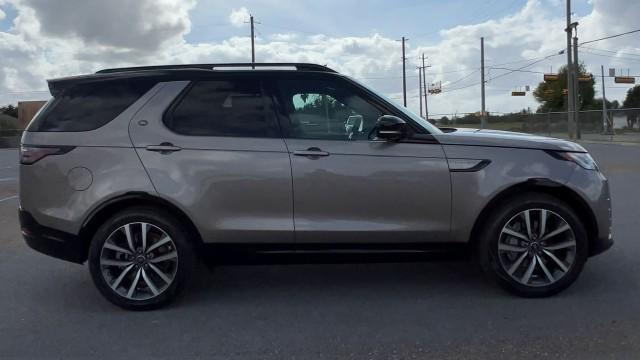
[96,63,336,74]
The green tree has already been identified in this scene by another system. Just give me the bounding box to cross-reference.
[533,64,595,113]
[622,85,640,127]
[623,85,640,108]
[0,104,18,118]
[586,98,620,111]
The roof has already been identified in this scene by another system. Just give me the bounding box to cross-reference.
[47,62,338,96]
[96,63,336,74]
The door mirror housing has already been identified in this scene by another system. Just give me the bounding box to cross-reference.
[374,115,407,141]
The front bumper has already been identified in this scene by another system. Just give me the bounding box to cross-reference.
[590,233,614,256]
[19,209,87,264]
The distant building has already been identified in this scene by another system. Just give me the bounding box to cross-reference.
[18,100,47,128]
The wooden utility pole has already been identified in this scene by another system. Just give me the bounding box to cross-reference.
[401,37,408,106]
[601,65,612,134]
[480,37,487,129]
[422,53,429,120]
[572,26,581,139]
[565,0,576,138]
[418,66,423,117]
[250,15,256,68]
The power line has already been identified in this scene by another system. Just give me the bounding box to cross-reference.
[487,52,562,82]
[579,46,640,58]
[580,28,640,45]
[445,69,480,87]
[579,49,640,63]
[488,67,545,74]
[487,54,556,67]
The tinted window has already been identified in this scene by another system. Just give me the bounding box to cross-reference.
[277,78,383,140]
[28,80,155,132]
[165,80,278,138]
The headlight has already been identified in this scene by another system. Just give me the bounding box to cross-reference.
[549,151,599,171]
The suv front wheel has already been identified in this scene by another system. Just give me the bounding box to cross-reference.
[478,193,588,297]
[88,207,196,310]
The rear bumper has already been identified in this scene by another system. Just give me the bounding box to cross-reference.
[19,209,87,264]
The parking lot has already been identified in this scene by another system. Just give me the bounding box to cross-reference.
[0,143,639,359]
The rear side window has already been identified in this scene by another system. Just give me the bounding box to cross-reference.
[164,79,279,137]
[28,80,155,132]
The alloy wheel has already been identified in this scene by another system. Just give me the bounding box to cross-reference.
[497,208,576,287]
[99,222,178,301]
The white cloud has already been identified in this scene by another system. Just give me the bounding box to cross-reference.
[0,8,6,20]
[229,6,249,27]
[19,0,196,50]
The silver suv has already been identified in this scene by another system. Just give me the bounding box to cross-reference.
[19,63,613,309]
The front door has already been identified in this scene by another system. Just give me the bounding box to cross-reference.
[129,77,294,244]
[270,75,451,244]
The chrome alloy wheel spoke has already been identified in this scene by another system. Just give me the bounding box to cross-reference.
[498,208,576,287]
[99,222,178,301]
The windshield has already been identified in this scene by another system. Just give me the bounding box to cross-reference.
[347,76,443,135]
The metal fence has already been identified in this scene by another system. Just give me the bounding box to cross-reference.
[434,108,640,144]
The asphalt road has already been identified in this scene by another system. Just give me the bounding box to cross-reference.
[0,143,639,359]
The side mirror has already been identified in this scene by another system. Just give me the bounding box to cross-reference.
[374,115,407,141]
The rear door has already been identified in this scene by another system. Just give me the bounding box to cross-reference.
[269,74,451,244]
[129,74,293,244]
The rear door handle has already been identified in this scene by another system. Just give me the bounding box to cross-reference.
[146,143,182,154]
[293,147,330,157]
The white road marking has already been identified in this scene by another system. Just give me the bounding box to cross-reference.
[0,195,17,203]
[0,178,17,182]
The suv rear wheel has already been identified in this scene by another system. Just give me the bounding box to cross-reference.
[88,207,196,310]
[478,193,588,297]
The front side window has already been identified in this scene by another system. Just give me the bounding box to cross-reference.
[165,79,279,138]
[276,78,383,140]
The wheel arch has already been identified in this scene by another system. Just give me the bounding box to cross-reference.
[468,178,599,256]
[78,192,205,261]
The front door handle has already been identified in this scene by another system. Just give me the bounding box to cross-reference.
[293,147,330,157]
[146,142,182,154]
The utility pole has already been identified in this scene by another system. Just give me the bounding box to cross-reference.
[422,53,429,120]
[250,15,256,68]
[418,66,423,117]
[401,37,408,106]
[480,37,487,129]
[565,0,576,138]
[601,65,611,134]
[572,25,581,139]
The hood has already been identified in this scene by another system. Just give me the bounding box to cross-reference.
[433,128,587,152]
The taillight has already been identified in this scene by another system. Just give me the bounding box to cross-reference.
[20,145,75,165]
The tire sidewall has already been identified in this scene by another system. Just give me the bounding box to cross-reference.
[88,208,195,310]
[479,193,588,297]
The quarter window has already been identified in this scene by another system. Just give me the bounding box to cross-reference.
[28,80,155,132]
[165,80,279,138]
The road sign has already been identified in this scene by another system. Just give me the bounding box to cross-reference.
[511,91,526,96]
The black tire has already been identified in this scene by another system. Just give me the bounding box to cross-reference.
[88,207,197,310]
[477,192,588,297]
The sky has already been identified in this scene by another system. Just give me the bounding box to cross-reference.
[0,0,639,118]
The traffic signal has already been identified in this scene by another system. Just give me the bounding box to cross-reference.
[544,74,559,81]
[614,76,635,84]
